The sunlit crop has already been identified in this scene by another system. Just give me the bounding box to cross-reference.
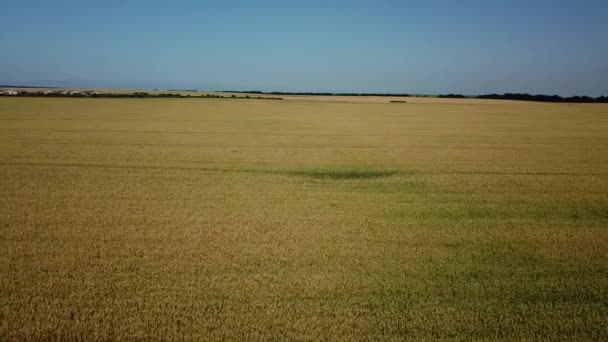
[1,96,607,340]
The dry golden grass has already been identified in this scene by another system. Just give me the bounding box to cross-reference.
[1,96,607,340]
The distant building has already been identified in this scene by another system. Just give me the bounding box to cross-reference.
[0,89,18,95]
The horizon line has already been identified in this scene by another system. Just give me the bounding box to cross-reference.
[1,84,607,99]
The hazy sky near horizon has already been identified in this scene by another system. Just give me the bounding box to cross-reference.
[1,1,607,95]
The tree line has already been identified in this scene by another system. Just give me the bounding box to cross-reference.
[228,91,608,103]
[476,93,608,103]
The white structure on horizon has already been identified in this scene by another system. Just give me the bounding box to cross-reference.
[0,89,18,95]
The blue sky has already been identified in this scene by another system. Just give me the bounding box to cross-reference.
[1,0,607,95]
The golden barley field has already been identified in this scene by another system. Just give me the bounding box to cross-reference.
[1,96,607,340]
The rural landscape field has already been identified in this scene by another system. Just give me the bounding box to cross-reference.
[1,96,607,339]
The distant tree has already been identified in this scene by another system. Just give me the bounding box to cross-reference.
[438,94,466,99]
[476,93,606,103]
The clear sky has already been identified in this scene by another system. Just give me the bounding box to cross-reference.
[1,0,607,95]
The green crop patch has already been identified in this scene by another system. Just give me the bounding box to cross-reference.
[287,166,401,180]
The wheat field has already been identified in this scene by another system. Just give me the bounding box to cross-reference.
[1,96,607,340]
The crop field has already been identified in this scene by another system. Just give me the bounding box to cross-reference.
[1,96,607,340]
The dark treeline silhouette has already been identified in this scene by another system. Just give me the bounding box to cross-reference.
[438,94,467,98]
[477,93,608,103]
[227,90,411,97]
[230,91,608,103]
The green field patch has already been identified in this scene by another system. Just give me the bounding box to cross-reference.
[286,166,402,180]
[387,194,608,223]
